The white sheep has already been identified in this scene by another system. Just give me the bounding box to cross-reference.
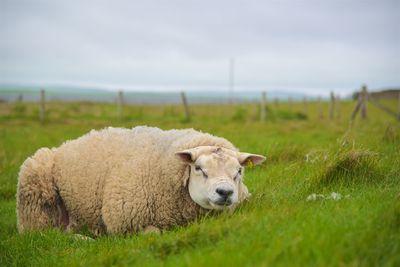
[16,126,265,235]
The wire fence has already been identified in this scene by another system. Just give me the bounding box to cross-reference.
[1,86,399,123]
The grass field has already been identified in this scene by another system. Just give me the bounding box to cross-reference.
[0,100,399,266]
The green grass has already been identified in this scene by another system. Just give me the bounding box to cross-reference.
[0,100,399,266]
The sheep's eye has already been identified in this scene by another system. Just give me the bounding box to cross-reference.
[195,166,208,178]
[234,168,242,181]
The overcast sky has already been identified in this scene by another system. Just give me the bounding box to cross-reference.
[0,0,399,95]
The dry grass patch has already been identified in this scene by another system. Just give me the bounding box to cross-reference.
[314,149,383,187]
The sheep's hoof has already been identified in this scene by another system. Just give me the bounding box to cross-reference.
[73,234,95,241]
[142,225,161,235]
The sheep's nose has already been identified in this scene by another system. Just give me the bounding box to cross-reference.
[216,188,233,198]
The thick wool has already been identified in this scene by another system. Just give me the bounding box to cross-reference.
[16,126,238,235]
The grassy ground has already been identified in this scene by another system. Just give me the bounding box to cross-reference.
[0,100,399,266]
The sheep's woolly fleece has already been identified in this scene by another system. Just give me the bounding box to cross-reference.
[17,126,251,235]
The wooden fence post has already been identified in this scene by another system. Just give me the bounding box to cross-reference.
[351,85,367,121]
[39,89,45,124]
[329,91,335,120]
[350,98,361,121]
[260,91,267,121]
[318,96,323,119]
[181,91,190,121]
[303,96,308,115]
[361,85,368,119]
[336,95,341,119]
[398,91,400,120]
[274,98,279,108]
[117,90,124,120]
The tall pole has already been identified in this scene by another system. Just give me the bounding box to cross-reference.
[229,57,234,105]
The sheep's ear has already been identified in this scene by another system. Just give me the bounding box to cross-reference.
[237,152,266,167]
[175,149,197,163]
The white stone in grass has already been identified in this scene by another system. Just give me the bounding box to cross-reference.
[306,193,325,201]
[306,192,348,201]
[329,192,342,200]
[306,193,316,201]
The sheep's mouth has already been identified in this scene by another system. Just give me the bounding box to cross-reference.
[209,199,233,209]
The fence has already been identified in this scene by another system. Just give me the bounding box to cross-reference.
[351,85,400,121]
[1,86,399,124]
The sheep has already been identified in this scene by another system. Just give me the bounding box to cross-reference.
[16,126,265,235]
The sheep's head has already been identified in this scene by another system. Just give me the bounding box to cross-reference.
[176,146,265,210]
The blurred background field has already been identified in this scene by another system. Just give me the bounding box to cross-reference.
[0,97,399,266]
[0,91,398,125]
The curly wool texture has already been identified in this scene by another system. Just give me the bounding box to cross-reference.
[17,126,239,234]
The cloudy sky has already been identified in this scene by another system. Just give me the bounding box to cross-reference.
[0,0,399,95]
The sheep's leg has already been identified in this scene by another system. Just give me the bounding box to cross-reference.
[57,194,69,229]
[16,148,60,232]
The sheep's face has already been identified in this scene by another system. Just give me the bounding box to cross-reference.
[176,146,265,210]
